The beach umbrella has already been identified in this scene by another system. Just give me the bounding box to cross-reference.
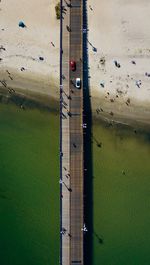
[18,21,26,28]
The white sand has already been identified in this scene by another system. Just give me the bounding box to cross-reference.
[0,0,150,125]
[0,0,59,99]
[88,0,150,124]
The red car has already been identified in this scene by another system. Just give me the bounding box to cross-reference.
[70,60,76,71]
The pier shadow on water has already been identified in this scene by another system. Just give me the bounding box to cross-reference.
[83,1,93,264]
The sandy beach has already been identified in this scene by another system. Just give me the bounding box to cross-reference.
[88,0,150,126]
[0,0,150,126]
[0,0,60,99]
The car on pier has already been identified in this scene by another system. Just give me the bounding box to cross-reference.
[75,78,81,88]
[70,60,76,71]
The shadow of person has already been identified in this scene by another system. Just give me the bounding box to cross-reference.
[94,231,104,245]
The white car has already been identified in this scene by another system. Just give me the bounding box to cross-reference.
[75,78,81,88]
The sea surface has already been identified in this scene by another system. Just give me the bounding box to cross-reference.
[0,103,59,265]
[0,103,150,265]
[93,122,150,265]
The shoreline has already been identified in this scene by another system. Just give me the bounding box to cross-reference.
[91,93,150,129]
[0,85,59,113]
[0,79,150,133]
[0,61,150,131]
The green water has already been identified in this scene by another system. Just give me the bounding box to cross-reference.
[93,123,150,265]
[0,103,150,265]
[0,104,59,265]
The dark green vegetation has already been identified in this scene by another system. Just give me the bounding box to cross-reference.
[0,103,59,265]
[55,2,60,20]
[93,123,150,265]
[0,103,150,265]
